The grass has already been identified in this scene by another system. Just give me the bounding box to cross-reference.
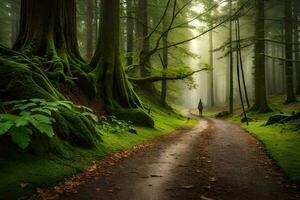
[230,95,300,183]
[0,95,197,199]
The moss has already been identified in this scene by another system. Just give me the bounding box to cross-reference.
[107,106,154,127]
[230,96,300,183]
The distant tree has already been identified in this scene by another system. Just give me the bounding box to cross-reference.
[126,0,134,67]
[285,0,297,103]
[251,0,271,112]
[86,0,94,60]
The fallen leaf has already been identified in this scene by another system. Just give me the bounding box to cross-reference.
[180,185,194,189]
[201,195,214,200]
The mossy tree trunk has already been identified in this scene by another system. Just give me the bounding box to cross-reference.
[285,0,297,103]
[14,0,85,78]
[251,0,271,113]
[0,0,100,148]
[90,0,153,127]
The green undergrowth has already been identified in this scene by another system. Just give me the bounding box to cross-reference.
[0,94,197,199]
[230,96,300,184]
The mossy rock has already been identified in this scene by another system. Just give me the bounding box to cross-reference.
[266,115,289,126]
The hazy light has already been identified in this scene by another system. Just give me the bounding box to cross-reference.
[191,4,205,14]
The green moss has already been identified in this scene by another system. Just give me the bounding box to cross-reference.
[0,96,197,199]
[230,96,300,183]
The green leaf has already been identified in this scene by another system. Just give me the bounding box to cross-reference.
[29,118,54,138]
[56,101,73,110]
[9,127,32,149]
[30,108,52,115]
[13,102,37,111]
[0,114,18,121]
[29,98,47,103]
[0,121,14,135]
[82,112,98,123]
[74,105,94,113]
[15,115,30,127]
[3,100,28,106]
[32,114,55,124]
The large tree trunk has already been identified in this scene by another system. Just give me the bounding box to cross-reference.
[251,0,271,112]
[14,0,85,77]
[285,0,297,103]
[90,0,153,127]
[0,0,100,148]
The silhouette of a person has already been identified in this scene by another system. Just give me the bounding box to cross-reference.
[198,99,203,117]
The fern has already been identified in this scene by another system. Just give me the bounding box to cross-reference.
[0,98,99,149]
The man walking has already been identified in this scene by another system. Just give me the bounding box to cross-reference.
[198,99,203,117]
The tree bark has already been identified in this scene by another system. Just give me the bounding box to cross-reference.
[126,0,134,67]
[160,18,168,107]
[86,0,94,60]
[285,0,297,103]
[294,0,300,95]
[14,0,84,77]
[251,0,271,112]
[229,0,234,114]
[208,28,214,107]
[137,0,153,91]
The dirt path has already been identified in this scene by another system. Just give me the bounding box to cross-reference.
[60,118,299,200]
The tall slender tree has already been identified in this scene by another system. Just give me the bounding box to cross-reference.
[126,0,134,67]
[252,0,271,112]
[285,0,297,103]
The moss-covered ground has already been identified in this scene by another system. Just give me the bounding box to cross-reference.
[230,96,300,184]
[0,95,197,199]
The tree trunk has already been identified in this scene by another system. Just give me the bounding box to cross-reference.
[160,18,168,107]
[126,0,134,67]
[229,0,234,114]
[208,28,214,107]
[10,0,20,47]
[86,0,94,60]
[285,0,297,103]
[90,0,153,127]
[14,0,85,77]
[251,0,271,112]
[137,0,153,91]
[294,0,300,95]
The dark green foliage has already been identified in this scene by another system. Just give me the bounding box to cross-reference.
[97,115,136,134]
[107,105,154,127]
[0,98,101,150]
[266,115,290,126]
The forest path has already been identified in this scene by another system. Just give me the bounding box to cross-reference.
[60,118,299,200]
